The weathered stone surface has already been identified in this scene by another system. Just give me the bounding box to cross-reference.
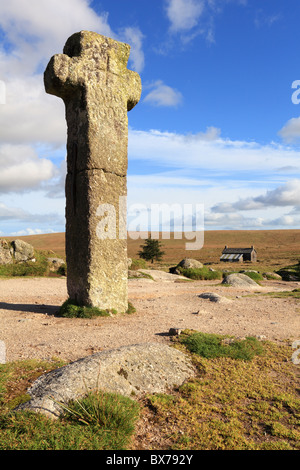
[0,239,35,264]
[44,31,141,311]
[17,343,195,419]
[65,169,128,310]
[222,273,259,289]
[11,240,34,262]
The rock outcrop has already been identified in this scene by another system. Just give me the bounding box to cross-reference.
[16,343,195,419]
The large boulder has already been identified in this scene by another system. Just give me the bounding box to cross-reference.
[178,258,203,269]
[16,343,195,419]
[222,273,259,289]
[11,239,34,262]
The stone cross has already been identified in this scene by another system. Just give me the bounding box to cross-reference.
[44,31,141,312]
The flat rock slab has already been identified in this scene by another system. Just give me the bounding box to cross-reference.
[17,343,195,419]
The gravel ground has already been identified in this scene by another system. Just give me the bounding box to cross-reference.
[0,272,299,363]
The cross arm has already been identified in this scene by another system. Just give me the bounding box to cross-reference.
[44,53,80,100]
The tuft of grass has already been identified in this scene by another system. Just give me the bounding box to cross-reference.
[179,331,264,361]
[126,302,136,315]
[62,390,140,434]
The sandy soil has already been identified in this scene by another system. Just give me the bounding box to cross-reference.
[0,271,299,363]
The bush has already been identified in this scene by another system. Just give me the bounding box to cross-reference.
[180,331,264,361]
[177,266,222,281]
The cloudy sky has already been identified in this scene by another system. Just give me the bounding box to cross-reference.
[0,0,300,236]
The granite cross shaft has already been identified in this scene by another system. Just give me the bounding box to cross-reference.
[44,31,141,312]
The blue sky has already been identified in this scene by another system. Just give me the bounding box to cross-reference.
[0,0,300,237]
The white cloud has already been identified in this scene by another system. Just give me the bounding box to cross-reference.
[165,0,204,32]
[10,228,44,236]
[0,76,66,147]
[164,0,247,44]
[212,180,300,213]
[120,27,145,73]
[278,117,300,144]
[143,80,183,107]
[0,0,113,77]
[254,9,281,29]
[128,128,300,172]
[0,144,56,193]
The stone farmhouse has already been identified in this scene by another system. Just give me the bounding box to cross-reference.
[220,246,257,263]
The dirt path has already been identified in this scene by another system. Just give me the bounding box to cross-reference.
[0,272,299,363]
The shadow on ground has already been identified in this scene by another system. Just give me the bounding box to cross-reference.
[0,302,59,315]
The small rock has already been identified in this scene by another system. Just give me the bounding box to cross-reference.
[169,327,182,336]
